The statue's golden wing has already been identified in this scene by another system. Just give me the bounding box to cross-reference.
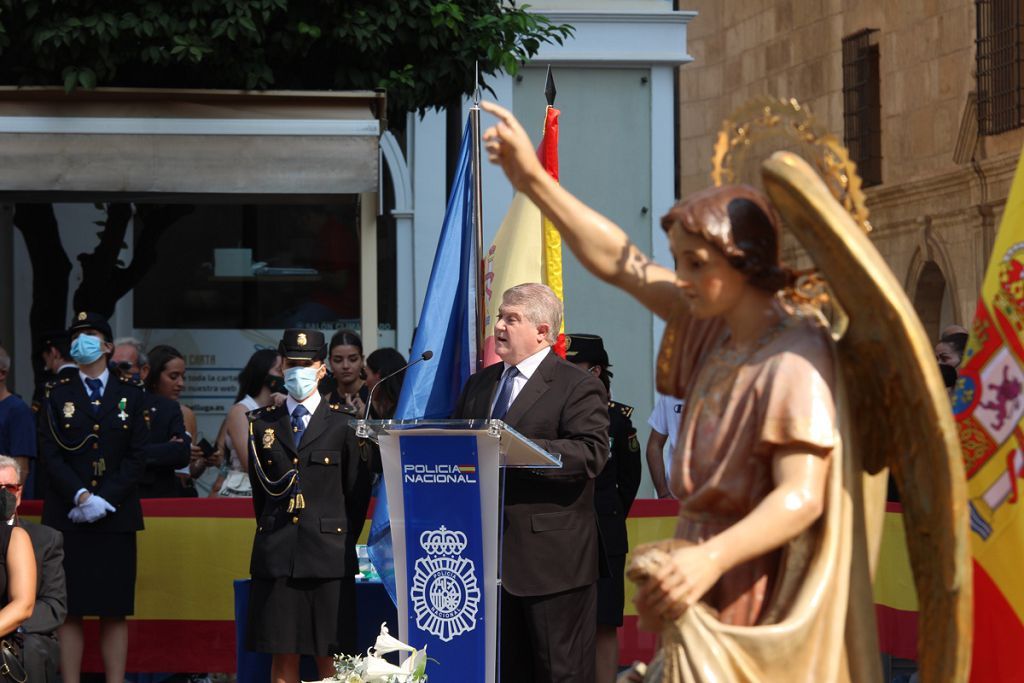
[761,151,971,683]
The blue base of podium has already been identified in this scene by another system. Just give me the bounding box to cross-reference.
[233,579,399,682]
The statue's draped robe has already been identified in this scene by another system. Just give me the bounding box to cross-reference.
[645,297,880,683]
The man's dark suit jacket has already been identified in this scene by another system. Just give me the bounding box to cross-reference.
[454,349,610,596]
[248,400,375,580]
[20,520,67,634]
[139,393,191,498]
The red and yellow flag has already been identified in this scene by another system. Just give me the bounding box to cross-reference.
[954,146,1024,681]
[482,106,565,365]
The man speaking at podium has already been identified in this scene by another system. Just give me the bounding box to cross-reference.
[454,283,610,682]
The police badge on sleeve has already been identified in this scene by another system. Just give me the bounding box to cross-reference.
[409,526,481,642]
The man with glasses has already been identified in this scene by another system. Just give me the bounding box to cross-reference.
[111,338,150,385]
[0,455,65,682]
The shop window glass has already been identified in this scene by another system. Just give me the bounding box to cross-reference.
[133,201,361,329]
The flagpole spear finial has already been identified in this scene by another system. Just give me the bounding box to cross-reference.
[545,66,556,107]
[473,61,482,106]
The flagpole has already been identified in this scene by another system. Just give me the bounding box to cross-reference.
[471,63,486,372]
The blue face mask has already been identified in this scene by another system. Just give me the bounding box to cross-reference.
[284,366,320,400]
[70,334,104,365]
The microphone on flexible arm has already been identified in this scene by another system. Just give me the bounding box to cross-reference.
[357,350,433,438]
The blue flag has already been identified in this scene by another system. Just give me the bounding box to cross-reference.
[367,115,478,603]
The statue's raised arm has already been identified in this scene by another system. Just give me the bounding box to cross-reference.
[481,100,679,320]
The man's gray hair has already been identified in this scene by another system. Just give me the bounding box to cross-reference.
[114,337,149,367]
[0,346,9,372]
[502,283,563,345]
[0,455,21,479]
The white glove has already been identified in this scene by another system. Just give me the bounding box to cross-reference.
[68,507,87,524]
[77,494,116,523]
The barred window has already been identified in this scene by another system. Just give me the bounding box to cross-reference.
[976,0,1024,135]
[842,29,882,187]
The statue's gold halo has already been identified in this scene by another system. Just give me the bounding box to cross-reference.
[711,97,872,234]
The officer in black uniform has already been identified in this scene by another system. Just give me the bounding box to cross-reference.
[565,333,642,683]
[246,329,375,683]
[37,311,147,683]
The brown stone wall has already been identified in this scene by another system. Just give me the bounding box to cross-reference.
[678,0,1023,335]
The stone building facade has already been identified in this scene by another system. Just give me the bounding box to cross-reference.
[677,0,1023,340]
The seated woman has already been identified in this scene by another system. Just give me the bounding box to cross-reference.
[480,101,859,682]
[0,464,36,670]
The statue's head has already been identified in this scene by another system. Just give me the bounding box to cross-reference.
[661,184,789,293]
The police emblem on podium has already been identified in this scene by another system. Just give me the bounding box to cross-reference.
[411,526,481,642]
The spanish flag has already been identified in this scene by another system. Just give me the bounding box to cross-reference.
[954,145,1024,681]
[482,105,566,364]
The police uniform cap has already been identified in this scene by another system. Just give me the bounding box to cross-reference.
[564,333,610,367]
[68,312,113,342]
[279,329,326,361]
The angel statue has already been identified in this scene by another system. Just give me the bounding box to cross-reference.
[479,100,970,683]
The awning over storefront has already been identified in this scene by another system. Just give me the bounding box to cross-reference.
[0,87,384,199]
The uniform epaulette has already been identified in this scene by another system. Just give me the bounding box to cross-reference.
[329,402,344,412]
[250,404,278,420]
[609,400,634,419]
[118,375,145,388]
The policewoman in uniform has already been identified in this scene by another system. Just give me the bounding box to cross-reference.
[565,333,642,683]
[246,329,375,683]
[38,312,147,683]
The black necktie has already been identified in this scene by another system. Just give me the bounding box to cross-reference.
[490,366,520,420]
[291,405,309,447]
[85,378,103,414]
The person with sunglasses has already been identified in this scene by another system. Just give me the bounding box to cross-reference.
[0,455,64,682]
[110,338,150,386]
[37,312,147,683]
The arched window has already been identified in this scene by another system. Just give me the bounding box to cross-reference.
[913,260,955,341]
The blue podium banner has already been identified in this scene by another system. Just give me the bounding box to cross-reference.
[399,434,486,682]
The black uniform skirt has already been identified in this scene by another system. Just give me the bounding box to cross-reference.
[596,554,626,627]
[63,531,137,617]
[246,576,357,657]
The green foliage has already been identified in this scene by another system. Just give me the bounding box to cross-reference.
[0,0,572,115]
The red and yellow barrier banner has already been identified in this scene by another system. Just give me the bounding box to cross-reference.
[22,495,919,671]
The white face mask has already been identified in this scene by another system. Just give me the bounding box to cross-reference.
[284,366,320,400]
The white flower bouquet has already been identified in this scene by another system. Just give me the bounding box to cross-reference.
[305,623,429,683]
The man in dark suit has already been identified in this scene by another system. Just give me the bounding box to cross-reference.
[37,311,147,683]
[564,333,642,683]
[0,455,66,682]
[453,283,610,682]
[246,329,375,683]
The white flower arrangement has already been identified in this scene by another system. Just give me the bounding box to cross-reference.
[305,623,429,683]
